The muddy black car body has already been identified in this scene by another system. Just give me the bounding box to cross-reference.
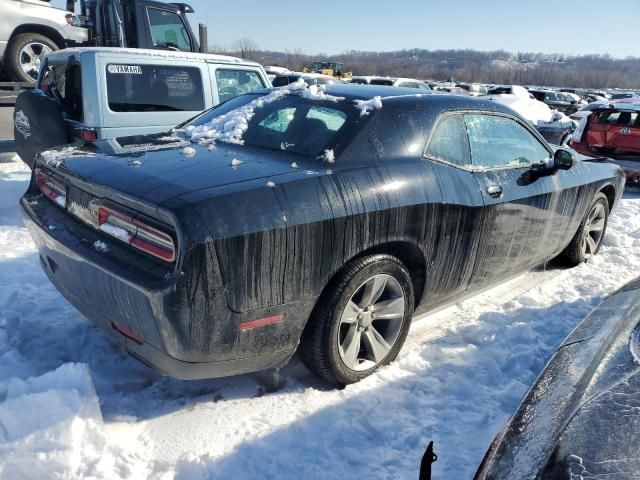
[21,85,625,384]
[475,277,640,479]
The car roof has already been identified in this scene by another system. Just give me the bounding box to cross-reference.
[594,100,640,112]
[44,47,261,67]
[235,84,523,118]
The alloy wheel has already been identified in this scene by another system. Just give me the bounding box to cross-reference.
[20,42,52,80]
[337,274,405,371]
[581,202,606,259]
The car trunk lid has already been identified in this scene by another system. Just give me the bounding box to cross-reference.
[38,135,305,206]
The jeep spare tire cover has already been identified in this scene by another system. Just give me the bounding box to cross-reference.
[14,90,68,169]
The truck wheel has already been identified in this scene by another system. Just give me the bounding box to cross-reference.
[299,254,414,387]
[6,33,58,83]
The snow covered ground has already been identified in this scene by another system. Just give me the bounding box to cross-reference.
[1,155,640,479]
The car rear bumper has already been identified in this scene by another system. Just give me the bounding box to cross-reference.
[21,194,306,380]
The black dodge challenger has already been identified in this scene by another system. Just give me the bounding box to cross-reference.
[20,84,625,386]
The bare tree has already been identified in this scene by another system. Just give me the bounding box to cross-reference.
[232,38,259,61]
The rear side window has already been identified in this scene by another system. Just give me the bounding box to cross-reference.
[424,114,470,166]
[370,79,394,86]
[147,8,192,51]
[465,114,549,168]
[40,61,83,122]
[272,75,297,87]
[215,69,266,103]
[106,64,204,112]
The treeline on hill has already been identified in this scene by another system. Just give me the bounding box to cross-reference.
[212,40,640,89]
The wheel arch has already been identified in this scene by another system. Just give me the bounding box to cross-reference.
[313,239,427,317]
[8,24,67,51]
[599,184,616,211]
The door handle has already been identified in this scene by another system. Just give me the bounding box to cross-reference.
[486,185,503,198]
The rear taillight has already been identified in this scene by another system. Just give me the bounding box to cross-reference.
[35,168,67,208]
[97,206,176,262]
[80,128,98,142]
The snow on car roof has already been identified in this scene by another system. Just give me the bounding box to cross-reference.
[44,47,261,67]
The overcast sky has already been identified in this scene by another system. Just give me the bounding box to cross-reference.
[53,0,639,58]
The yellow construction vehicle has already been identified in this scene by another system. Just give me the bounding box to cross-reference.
[303,61,352,79]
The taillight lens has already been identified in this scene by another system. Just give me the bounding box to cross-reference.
[97,206,176,262]
[35,168,67,208]
[81,128,98,142]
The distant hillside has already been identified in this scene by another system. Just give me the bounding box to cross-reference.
[215,44,640,89]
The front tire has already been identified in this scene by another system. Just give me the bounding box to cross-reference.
[6,33,58,83]
[299,254,414,386]
[559,192,609,266]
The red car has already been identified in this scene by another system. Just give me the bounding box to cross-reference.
[570,100,640,185]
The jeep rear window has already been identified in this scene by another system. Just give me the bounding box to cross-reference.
[106,64,204,112]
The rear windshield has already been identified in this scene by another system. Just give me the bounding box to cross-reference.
[185,93,360,157]
[106,64,204,112]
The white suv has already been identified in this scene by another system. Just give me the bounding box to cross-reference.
[14,47,270,167]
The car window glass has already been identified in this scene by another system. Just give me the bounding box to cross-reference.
[215,69,265,103]
[40,61,83,122]
[106,64,204,112]
[370,79,394,86]
[306,106,347,131]
[190,96,357,157]
[147,8,192,51]
[599,112,620,124]
[259,107,296,132]
[465,114,549,168]
[272,76,295,87]
[424,114,470,166]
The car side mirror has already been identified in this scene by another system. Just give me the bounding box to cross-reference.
[554,148,575,170]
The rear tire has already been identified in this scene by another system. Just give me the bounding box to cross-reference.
[558,192,609,266]
[299,254,414,387]
[6,33,58,83]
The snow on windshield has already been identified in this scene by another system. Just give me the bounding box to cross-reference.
[179,80,373,148]
[179,80,309,146]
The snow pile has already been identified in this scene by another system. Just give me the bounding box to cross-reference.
[301,84,344,103]
[354,96,383,116]
[39,146,95,168]
[0,364,105,479]
[180,80,308,146]
[93,240,109,253]
[488,88,575,128]
[99,223,132,243]
[230,158,244,166]
[320,149,335,163]
[182,146,196,157]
